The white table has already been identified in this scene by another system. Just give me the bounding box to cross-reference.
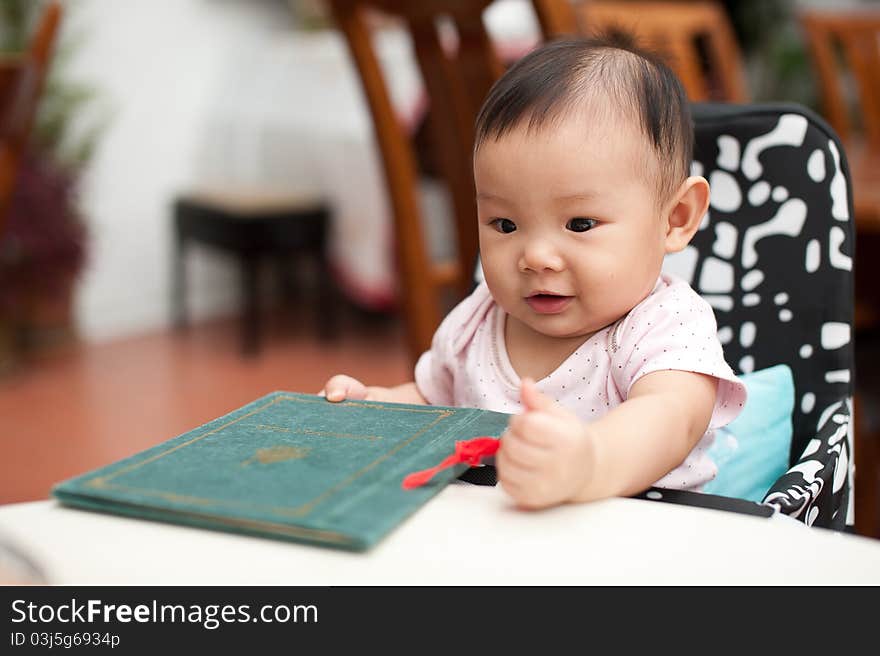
[2,485,879,585]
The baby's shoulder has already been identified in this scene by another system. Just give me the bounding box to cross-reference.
[627,272,713,323]
[613,274,717,352]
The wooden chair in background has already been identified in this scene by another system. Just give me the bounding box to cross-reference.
[533,0,748,102]
[0,1,61,237]
[799,8,880,538]
[327,0,504,366]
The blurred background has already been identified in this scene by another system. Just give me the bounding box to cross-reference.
[1,0,879,541]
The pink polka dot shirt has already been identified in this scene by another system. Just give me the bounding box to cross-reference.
[414,272,747,491]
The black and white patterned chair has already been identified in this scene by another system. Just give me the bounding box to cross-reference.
[653,102,855,531]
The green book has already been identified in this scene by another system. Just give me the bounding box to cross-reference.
[52,392,510,551]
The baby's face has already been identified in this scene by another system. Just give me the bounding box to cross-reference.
[474,110,670,342]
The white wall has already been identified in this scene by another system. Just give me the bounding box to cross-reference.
[65,0,296,342]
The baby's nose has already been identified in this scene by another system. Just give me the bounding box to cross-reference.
[520,239,565,272]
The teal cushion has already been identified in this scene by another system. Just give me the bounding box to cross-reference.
[702,364,795,503]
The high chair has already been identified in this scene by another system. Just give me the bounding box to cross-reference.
[648,102,855,531]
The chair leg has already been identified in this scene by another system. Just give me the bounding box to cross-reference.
[172,228,188,330]
[240,253,261,357]
[316,250,337,341]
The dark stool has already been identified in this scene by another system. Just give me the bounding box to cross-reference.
[172,190,336,356]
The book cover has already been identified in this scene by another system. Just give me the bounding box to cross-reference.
[51,392,510,551]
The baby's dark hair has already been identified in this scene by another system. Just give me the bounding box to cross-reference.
[474,32,693,204]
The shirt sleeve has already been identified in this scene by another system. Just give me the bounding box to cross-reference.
[610,280,747,429]
[414,325,455,407]
[414,282,494,406]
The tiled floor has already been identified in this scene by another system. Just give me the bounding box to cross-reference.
[0,303,411,505]
[2,302,878,538]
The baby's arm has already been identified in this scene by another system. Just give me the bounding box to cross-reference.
[321,374,427,405]
[575,369,716,500]
[497,370,716,509]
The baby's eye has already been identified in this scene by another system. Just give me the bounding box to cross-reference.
[490,218,517,234]
[566,217,597,232]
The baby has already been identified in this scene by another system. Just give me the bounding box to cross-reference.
[322,34,746,510]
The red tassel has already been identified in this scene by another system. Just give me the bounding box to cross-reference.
[402,437,500,489]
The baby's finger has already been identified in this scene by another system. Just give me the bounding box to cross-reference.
[496,458,547,510]
[497,468,528,502]
[499,432,546,472]
[507,412,558,448]
[324,375,366,402]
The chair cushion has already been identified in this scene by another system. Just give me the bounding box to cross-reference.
[181,188,327,215]
[703,364,795,503]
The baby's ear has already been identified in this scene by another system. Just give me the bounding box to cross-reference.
[663,176,710,253]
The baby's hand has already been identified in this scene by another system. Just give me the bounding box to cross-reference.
[320,374,395,403]
[320,374,370,402]
[497,378,596,510]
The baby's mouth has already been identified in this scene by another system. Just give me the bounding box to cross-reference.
[525,292,573,314]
